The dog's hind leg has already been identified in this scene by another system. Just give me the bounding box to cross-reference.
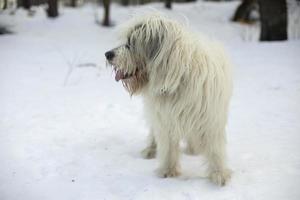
[204,132,231,186]
[155,130,181,178]
[141,129,156,159]
[184,134,204,155]
[184,139,197,155]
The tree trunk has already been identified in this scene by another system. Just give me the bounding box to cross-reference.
[232,0,257,23]
[103,0,110,26]
[165,0,172,9]
[17,0,22,8]
[2,0,7,9]
[47,0,59,18]
[121,0,129,6]
[23,0,31,9]
[71,0,77,7]
[258,0,287,41]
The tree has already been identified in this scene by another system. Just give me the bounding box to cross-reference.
[121,0,129,6]
[23,0,31,9]
[232,0,258,23]
[258,0,287,41]
[47,0,59,18]
[71,0,77,7]
[103,0,111,26]
[2,0,8,9]
[165,0,172,9]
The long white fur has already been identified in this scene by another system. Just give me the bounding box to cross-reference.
[109,13,233,186]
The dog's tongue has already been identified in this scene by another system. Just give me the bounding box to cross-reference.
[115,70,124,82]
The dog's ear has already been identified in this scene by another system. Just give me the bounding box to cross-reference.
[133,23,164,60]
[149,36,192,95]
[144,31,164,60]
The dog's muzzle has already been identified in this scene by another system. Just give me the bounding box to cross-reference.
[105,50,136,82]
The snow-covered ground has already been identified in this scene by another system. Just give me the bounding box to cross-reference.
[1,1,300,200]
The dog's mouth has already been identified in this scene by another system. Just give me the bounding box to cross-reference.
[113,67,136,82]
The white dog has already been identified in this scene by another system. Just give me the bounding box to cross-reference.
[105,14,232,186]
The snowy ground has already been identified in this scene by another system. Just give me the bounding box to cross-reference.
[1,1,300,200]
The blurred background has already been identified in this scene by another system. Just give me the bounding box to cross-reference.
[0,1,300,200]
[1,0,300,40]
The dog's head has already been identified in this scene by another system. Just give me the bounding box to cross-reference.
[105,14,190,95]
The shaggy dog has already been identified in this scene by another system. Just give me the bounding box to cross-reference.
[105,14,232,186]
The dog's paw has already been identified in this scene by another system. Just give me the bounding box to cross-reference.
[141,147,156,159]
[155,167,180,178]
[209,169,232,186]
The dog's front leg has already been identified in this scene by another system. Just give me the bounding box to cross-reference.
[155,130,180,178]
[205,135,232,186]
[141,129,156,159]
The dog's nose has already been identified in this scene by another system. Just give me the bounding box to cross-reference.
[105,51,115,60]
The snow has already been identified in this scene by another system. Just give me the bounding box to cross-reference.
[1,1,300,200]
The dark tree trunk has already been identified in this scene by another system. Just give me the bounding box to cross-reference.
[232,0,257,23]
[23,0,31,9]
[3,0,8,9]
[71,0,77,7]
[121,0,129,6]
[17,0,23,8]
[47,0,59,18]
[258,0,287,41]
[165,0,172,9]
[103,0,110,26]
